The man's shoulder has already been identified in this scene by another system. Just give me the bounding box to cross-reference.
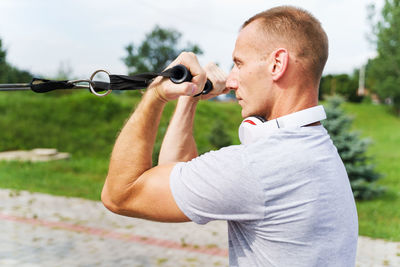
[244,125,331,154]
[192,144,246,163]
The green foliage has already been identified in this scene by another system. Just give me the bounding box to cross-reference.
[208,120,232,149]
[0,37,33,83]
[367,0,400,115]
[319,72,362,102]
[123,25,203,74]
[322,96,385,200]
[0,39,5,65]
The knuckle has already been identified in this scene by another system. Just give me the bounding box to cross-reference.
[180,51,195,59]
[205,62,213,68]
[215,77,224,85]
[179,51,189,59]
[163,86,171,96]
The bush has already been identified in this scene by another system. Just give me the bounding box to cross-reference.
[208,119,232,149]
[322,96,385,200]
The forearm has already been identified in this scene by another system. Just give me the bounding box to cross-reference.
[103,87,166,203]
[158,96,199,164]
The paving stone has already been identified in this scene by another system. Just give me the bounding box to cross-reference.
[0,189,399,267]
[0,149,70,162]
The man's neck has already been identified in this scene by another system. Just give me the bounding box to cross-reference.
[266,90,319,121]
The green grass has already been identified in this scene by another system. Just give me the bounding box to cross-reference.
[343,102,400,241]
[0,92,399,241]
[0,157,108,200]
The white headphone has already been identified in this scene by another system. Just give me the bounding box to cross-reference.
[238,105,327,145]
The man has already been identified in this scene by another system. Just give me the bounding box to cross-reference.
[102,6,358,267]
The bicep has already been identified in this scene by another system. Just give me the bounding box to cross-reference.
[120,163,190,222]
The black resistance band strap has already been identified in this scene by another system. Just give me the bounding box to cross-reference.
[29,64,213,96]
[30,78,75,93]
[108,68,180,90]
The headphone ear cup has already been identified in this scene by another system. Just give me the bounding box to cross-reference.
[252,115,267,123]
[238,116,266,145]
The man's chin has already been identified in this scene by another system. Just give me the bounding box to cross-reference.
[241,109,250,118]
[241,109,264,119]
[239,104,259,118]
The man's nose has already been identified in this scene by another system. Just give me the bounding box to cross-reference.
[226,71,238,91]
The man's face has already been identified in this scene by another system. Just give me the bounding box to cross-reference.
[226,21,273,119]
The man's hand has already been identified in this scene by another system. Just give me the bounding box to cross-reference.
[200,62,229,100]
[151,52,207,102]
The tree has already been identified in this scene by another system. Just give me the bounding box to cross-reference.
[123,25,203,75]
[322,96,385,200]
[319,73,362,103]
[0,37,32,83]
[367,0,400,115]
[0,38,8,82]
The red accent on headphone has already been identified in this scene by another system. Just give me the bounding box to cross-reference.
[243,119,257,125]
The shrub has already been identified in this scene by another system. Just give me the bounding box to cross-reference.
[322,96,385,200]
[208,119,232,149]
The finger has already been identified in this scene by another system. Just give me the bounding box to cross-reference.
[204,62,228,94]
[173,52,206,94]
[217,69,228,82]
[207,62,228,82]
[212,64,228,81]
[162,81,198,99]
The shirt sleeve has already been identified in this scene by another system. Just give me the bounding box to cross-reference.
[169,145,265,225]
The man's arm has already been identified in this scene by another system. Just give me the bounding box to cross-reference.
[101,87,188,222]
[159,63,228,164]
[158,96,199,164]
[101,53,206,222]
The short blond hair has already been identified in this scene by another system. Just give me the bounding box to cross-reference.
[242,6,329,82]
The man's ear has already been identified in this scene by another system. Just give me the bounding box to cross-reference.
[269,48,288,81]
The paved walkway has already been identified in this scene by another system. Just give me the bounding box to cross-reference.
[0,189,399,267]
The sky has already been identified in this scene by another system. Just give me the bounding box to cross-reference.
[0,0,384,80]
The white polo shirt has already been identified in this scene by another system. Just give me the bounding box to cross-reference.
[170,125,358,267]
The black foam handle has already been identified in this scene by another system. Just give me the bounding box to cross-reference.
[30,78,75,93]
[199,80,213,96]
[169,64,213,96]
[169,64,193,83]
